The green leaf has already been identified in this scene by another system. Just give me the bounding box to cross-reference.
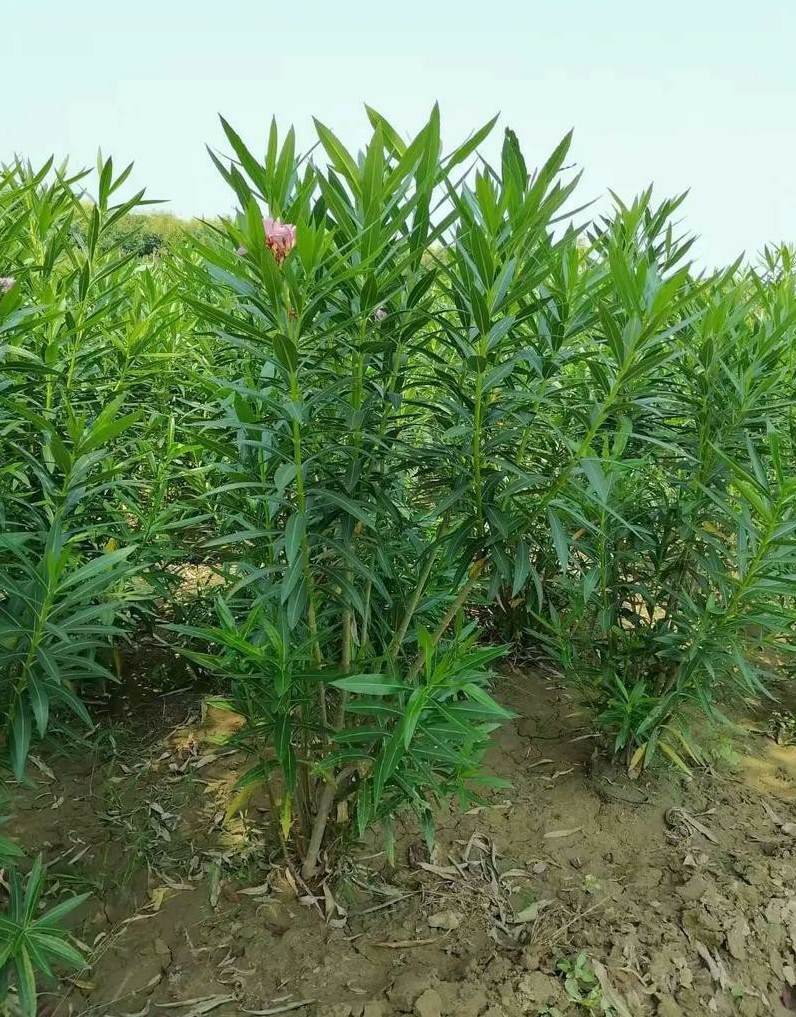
[313,119,361,194]
[547,509,569,573]
[219,116,271,198]
[445,114,499,171]
[310,488,376,529]
[14,948,38,1017]
[273,715,296,792]
[511,540,530,597]
[284,510,305,566]
[371,727,405,807]
[23,856,45,922]
[28,930,85,970]
[462,683,515,719]
[27,675,49,738]
[35,892,91,929]
[581,458,609,502]
[330,674,406,696]
[58,547,134,592]
[10,703,32,779]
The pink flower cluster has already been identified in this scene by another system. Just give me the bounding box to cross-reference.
[0,276,15,295]
[263,217,296,263]
[235,218,296,265]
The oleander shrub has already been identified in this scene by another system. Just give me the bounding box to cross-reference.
[1,110,794,886]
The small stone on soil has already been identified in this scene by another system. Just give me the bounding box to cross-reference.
[414,988,443,1017]
[516,971,562,1006]
[676,875,710,901]
[427,909,463,930]
[362,1004,387,1017]
[655,999,683,1017]
[389,972,432,1011]
[725,916,750,960]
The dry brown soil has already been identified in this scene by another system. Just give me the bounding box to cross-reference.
[7,666,796,1017]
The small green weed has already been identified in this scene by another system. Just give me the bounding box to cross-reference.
[555,952,615,1014]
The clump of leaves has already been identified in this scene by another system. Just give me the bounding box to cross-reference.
[528,204,796,770]
[0,155,201,775]
[3,108,796,895]
[0,856,89,1016]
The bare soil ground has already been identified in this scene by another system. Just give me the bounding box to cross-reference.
[7,663,796,1017]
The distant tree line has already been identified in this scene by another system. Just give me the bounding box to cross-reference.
[102,210,206,257]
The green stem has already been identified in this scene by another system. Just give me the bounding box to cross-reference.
[472,342,485,533]
[407,559,486,682]
[340,329,366,673]
[388,515,449,663]
[288,369,323,669]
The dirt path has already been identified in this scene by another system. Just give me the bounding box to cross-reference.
[8,670,796,1017]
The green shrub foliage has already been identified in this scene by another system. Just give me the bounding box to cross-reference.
[1,112,795,880]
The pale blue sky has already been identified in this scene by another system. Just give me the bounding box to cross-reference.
[3,1,795,265]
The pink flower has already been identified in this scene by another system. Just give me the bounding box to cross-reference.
[263,217,296,263]
[0,277,15,295]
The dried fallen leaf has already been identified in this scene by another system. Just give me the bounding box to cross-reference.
[670,808,718,844]
[224,782,261,824]
[29,754,55,781]
[241,1003,315,1015]
[120,1003,152,1017]
[592,960,634,1017]
[68,977,96,991]
[417,862,459,878]
[544,827,583,839]
[353,891,418,917]
[373,937,439,948]
[323,881,346,921]
[762,800,785,827]
[207,862,221,908]
[155,996,235,1015]
[511,899,554,924]
[158,874,194,891]
[68,844,90,865]
[238,881,272,897]
[694,941,729,989]
[283,866,299,896]
[147,884,189,912]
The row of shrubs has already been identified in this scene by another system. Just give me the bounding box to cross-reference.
[1,113,795,1003]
